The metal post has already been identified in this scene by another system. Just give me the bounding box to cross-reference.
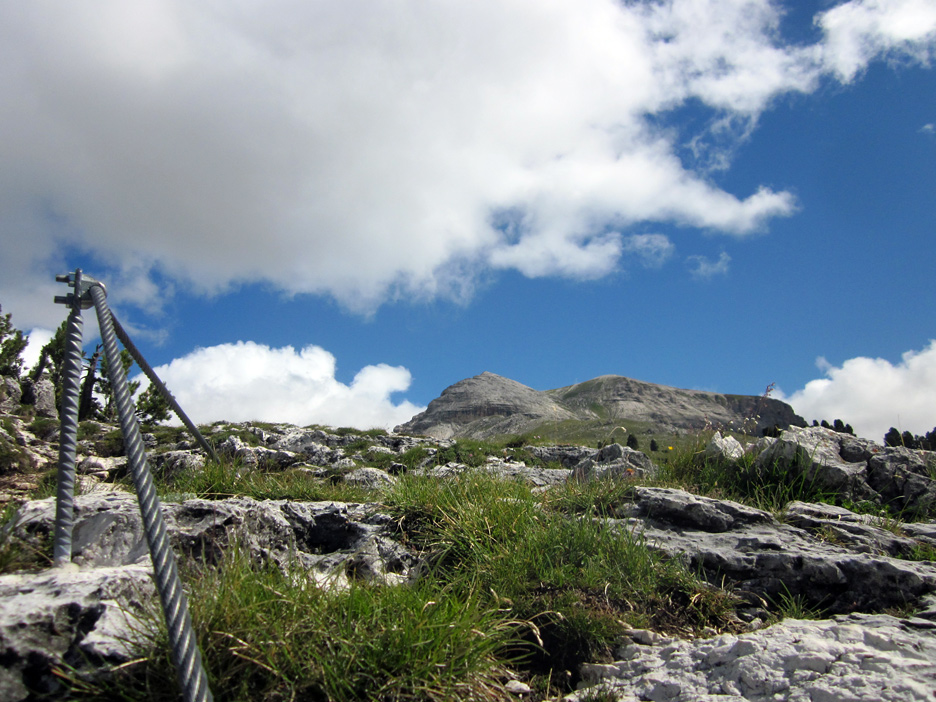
[52,269,92,566]
[89,283,213,702]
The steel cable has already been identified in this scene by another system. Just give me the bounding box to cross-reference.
[90,283,213,702]
[52,301,84,566]
[109,312,219,463]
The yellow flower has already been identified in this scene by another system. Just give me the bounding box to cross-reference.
[667,446,673,451]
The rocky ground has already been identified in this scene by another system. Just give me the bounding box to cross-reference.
[2,406,936,700]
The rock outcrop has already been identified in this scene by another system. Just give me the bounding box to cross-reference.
[567,614,936,702]
[396,372,806,440]
[2,410,936,701]
[397,371,578,439]
[3,492,420,700]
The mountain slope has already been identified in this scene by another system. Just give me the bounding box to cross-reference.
[395,372,805,440]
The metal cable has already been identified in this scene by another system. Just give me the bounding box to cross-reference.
[109,313,220,463]
[90,284,214,702]
[52,298,84,566]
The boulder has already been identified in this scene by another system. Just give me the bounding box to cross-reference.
[525,444,597,469]
[611,487,936,614]
[568,614,936,702]
[14,492,419,586]
[0,376,22,413]
[705,432,745,462]
[573,443,656,481]
[756,426,936,516]
[343,466,397,489]
[415,459,572,487]
[21,377,57,418]
[0,564,155,702]
[866,447,936,518]
[784,501,936,558]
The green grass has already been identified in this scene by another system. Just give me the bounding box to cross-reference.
[58,470,738,700]
[69,545,523,702]
[387,473,736,674]
[36,422,920,700]
[0,504,51,574]
[157,459,378,503]
[652,432,836,513]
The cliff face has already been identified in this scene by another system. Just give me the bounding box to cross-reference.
[395,372,806,440]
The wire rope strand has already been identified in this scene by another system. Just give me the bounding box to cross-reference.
[109,312,219,463]
[90,284,213,702]
[52,304,84,566]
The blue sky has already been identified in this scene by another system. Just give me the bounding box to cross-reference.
[2,0,934,441]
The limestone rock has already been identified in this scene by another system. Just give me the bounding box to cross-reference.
[705,432,745,462]
[573,443,656,481]
[21,377,57,418]
[0,564,155,702]
[612,487,936,614]
[396,372,578,440]
[758,426,936,516]
[415,457,572,487]
[568,614,936,702]
[14,492,420,586]
[0,376,22,413]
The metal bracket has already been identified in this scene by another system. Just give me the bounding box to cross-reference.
[54,268,104,310]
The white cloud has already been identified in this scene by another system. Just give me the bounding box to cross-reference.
[779,341,936,441]
[622,234,675,268]
[922,123,936,134]
[817,0,936,82]
[687,252,731,279]
[0,0,934,326]
[22,328,55,372]
[138,341,425,429]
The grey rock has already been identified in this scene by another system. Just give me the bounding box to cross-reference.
[526,444,598,469]
[611,487,936,613]
[0,376,22,413]
[573,443,656,481]
[568,614,936,702]
[0,564,155,702]
[21,377,57,418]
[784,501,930,557]
[343,467,397,489]
[217,434,298,469]
[866,447,936,517]
[415,458,572,487]
[395,372,805,440]
[705,432,745,462]
[756,426,878,503]
[757,426,936,516]
[77,455,127,476]
[14,492,420,587]
[149,450,206,479]
[396,372,578,440]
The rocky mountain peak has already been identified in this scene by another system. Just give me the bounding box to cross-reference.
[396,372,577,440]
[396,372,806,440]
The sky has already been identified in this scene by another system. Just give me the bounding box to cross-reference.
[2,0,935,442]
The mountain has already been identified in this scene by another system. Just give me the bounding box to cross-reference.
[395,372,806,440]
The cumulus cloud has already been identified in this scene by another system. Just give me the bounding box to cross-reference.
[687,252,731,279]
[22,328,54,372]
[779,341,936,441]
[1,0,934,326]
[817,0,936,82]
[138,341,425,429]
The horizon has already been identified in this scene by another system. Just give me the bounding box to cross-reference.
[3,0,935,443]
